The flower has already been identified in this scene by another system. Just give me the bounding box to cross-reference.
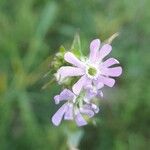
[57,39,122,95]
[51,36,123,127]
[52,89,99,126]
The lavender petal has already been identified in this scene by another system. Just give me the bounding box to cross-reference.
[89,39,100,62]
[58,66,84,79]
[52,103,68,126]
[75,112,87,127]
[64,52,85,68]
[98,44,112,60]
[97,76,115,87]
[72,75,87,95]
[91,104,100,113]
[64,104,74,120]
[102,58,119,68]
[107,67,122,77]
[80,106,94,118]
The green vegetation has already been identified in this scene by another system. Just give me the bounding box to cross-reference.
[0,0,149,149]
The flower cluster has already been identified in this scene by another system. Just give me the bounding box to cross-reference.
[52,38,122,126]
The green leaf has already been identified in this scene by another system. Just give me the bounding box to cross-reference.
[36,1,58,40]
[25,1,58,69]
[71,33,82,56]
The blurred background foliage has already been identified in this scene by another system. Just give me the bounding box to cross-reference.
[0,0,150,150]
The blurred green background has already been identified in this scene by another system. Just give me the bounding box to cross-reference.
[0,0,150,150]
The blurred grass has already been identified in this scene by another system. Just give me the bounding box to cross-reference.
[0,0,150,150]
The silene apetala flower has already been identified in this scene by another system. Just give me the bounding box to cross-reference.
[51,34,122,126]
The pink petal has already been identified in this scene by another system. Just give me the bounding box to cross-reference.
[85,90,97,101]
[58,66,84,79]
[54,89,74,104]
[93,80,104,89]
[52,104,68,126]
[102,58,119,68]
[107,67,122,77]
[54,95,60,104]
[101,66,122,77]
[72,75,88,95]
[98,76,115,87]
[75,112,87,126]
[80,106,94,118]
[91,104,99,113]
[64,104,74,120]
[64,52,85,68]
[89,39,100,62]
[98,44,112,60]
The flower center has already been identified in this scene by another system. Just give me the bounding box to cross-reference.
[86,64,99,79]
[88,66,97,76]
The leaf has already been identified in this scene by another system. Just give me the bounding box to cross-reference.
[71,33,82,56]
[41,78,55,90]
[36,1,58,40]
[25,1,58,69]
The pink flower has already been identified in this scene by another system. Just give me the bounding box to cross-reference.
[52,89,99,126]
[57,39,122,95]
